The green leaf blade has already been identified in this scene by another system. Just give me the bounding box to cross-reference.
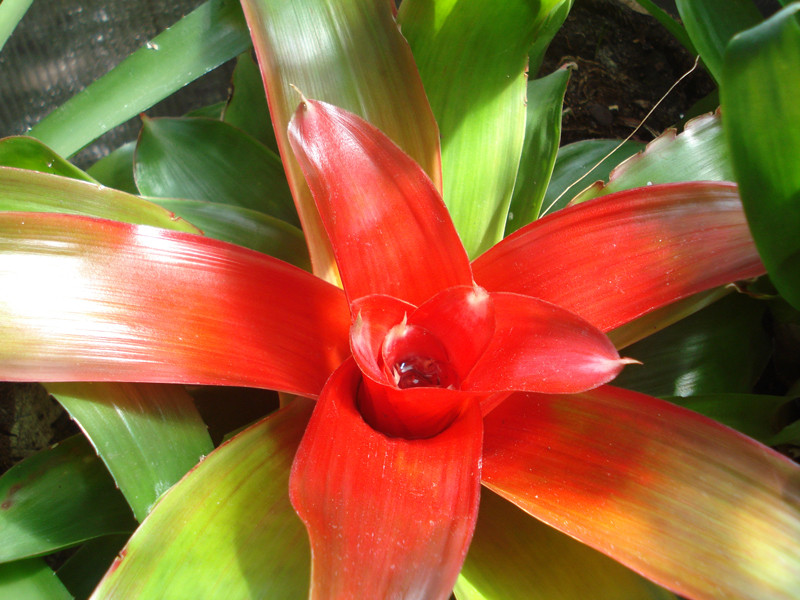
[721,4,800,308]
[0,436,136,562]
[91,400,312,599]
[46,383,214,522]
[28,0,251,157]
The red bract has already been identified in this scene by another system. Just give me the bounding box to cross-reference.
[1,98,794,599]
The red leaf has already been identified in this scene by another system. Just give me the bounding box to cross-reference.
[481,387,800,600]
[463,293,630,394]
[472,182,765,332]
[290,358,483,599]
[288,99,472,306]
[0,213,350,395]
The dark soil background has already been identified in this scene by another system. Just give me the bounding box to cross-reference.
[0,0,724,473]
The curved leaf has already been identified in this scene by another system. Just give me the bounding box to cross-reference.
[0,558,72,600]
[0,0,33,54]
[154,197,310,269]
[0,167,200,234]
[721,3,800,308]
[540,138,643,216]
[86,142,137,194]
[28,0,251,157]
[0,213,349,395]
[46,383,213,522]
[223,51,277,150]
[91,400,313,599]
[613,292,770,397]
[572,111,734,203]
[676,0,762,82]
[241,0,441,281]
[0,436,135,562]
[0,137,95,182]
[399,0,565,257]
[455,488,675,600]
[505,66,571,233]
[290,359,483,600]
[289,99,471,306]
[473,182,764,332]
[482,387,800,600]
[134,117,297,225]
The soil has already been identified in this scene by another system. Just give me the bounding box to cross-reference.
[540,0,716,145]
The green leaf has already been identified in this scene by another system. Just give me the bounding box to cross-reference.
[86,143,138,195]
[0,167,201,234]
[46,383,213,522]
[91,400,312,599]
[455,489,675,600]
[613,293,770,397]
[134,116,297,225]
[241,0,441,281]
[399,0,568,257]
[527,0,574,77]
[668,394,798,446]
[539,139,644,216]
[0,558,72,600]
[676,0,763,82]
[0,0,33,53]
[505,66,571,234]
[223,52,277,151]
[721,3,800,309]
[0,138,95,183]
[28,0,251,157]
[0,436,136,562]
[572,111,734,203]
[57,535,128,600]
[154,198,310,269]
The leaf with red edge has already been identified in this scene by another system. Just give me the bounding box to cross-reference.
[290,358,483,600]
[288,99,471,306]
[481,387,800,600]
[472,182,765,332]
[0,213,349,394]
[240,0,440,281]
[463,292,630,394]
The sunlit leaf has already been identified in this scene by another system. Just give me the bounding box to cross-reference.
[0,213,350,395]
[483,387,800,600]
[0,137,95,182]
[91,400,313,599]
[572,111,733,203]
[455,488,675,600]
[242,0,440,281]
[0,167,200,234]
[134,116,297,225]
[676,0,762,82]
[0,436,135,562]
[0,0,33,54]
[400,0,567,256]
[28,0,250,157]
[506,66,571,233]
[46,383,213,522]
[721,3,800,308]
[0,558,72,600]
[474,182,763,333]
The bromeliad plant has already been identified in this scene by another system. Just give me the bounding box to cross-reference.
[1,0,800,599]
